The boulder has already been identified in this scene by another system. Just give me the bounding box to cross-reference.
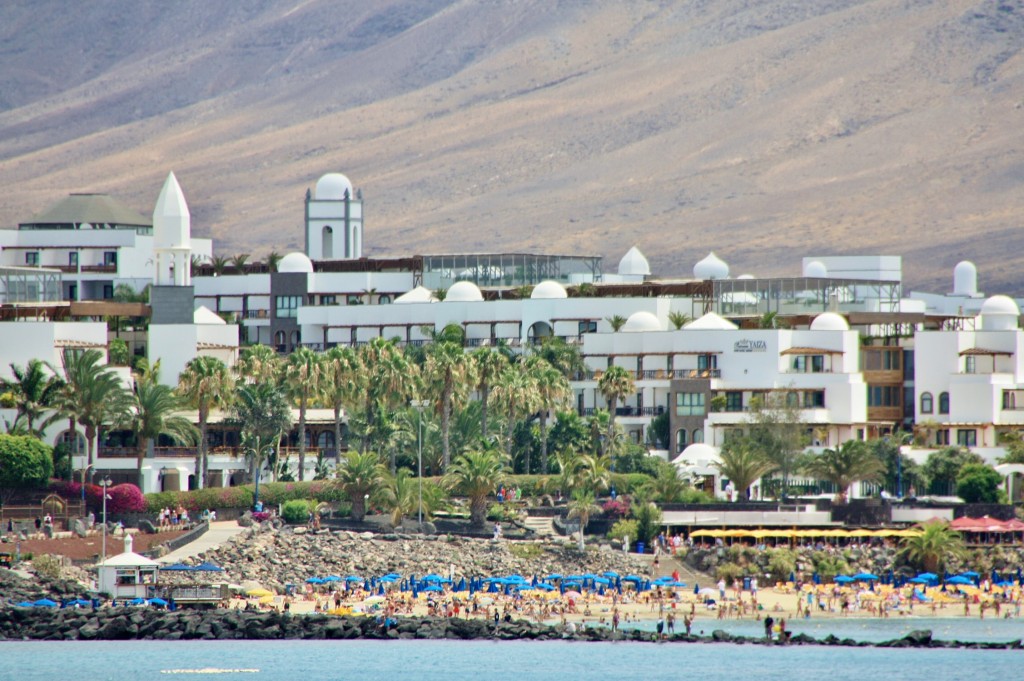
[138,519,158,535]
[73,519,89,538]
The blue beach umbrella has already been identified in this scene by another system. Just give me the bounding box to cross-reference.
[194,562,224,572]
[852,573,878,581]
[946,576,972,585]
[33,599,58,608]
[323,575,342,583]
[959,571,980,579]
[545,574,562,581]
[128,598,147,606]
[148,598,168,606]
[160,563,195,572]
[834,576,855,584]
[15,602,34,608]
[306,577,324,584]
[422,585,443,593]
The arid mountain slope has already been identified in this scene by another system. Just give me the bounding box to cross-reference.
[1,0,1023,292]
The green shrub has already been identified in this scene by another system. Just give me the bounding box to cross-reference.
[678,488,715,504]
[607,519,638,542]
[144,480,344,513]
[486,503,518,522]
[716,562,745,586]
[610,473,654,495]
[766,548,797,583]
[282,499,312,524]
[32,554,64,580]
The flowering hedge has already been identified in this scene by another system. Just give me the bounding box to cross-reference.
[49,480,145,513]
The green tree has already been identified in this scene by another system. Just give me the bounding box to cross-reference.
[745,392,808,500]
[898,521,966,573]
[444,448,508,527]
[527,357,572,474]
[714,437,775,500]
[630,491,664,547]
[359,338,418,455]
[178,356,235,489]
[567,489,600,549]
[956,463,1004,503]
[922,446,983,496]
[322,345,363,458]
[236,344,281,384]
[123,371,197,486]
[1,359,63,437]
[532,337,586,378]
[644,460,687,502]
[606,315,627,332]
[335,450,389,522]
[230,253,250,273]
[668,311,692,330]
[997,432,1024,464]
[472,347,507,440]
[233,382,291,482]
[379,468,446,528]
[492,364,539,463]
[802,439,887,503]
[547,411,591,459]
[55,348,128,468]
[264,251,283,273]
[283,347,324,481]
[646,411,670,449]
[598,366,636,444]
[0,434,53,504]
[424,341,477,471]
[108,339,130,366]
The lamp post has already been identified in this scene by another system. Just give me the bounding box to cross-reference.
[254,450,267,513]
[412,401,427,531]
[99,477,112,565]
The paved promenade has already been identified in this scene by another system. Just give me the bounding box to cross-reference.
[158,521,248,564]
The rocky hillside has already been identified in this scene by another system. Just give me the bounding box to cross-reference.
[2,1,1024,291]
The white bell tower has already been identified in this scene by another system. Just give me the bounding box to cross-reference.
[153,172,192,286]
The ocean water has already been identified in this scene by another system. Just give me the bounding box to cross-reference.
[0,639,1019,681]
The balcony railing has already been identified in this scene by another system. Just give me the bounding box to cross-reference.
[81,264,117,273]
[573,369,721,381]
[243,309,269,319]
[579,406,665,417]
[98,446,343,459]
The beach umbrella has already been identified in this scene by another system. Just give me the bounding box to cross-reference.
[65,599,92,608]
[422,585,443,593]
[193,562,224,572]
[697,588,718,597]
[159,563,195,572]
[603,571,619,578]
[564,590,582,599]
[456,578,466,591]
[32,599,58,608]
[945,576,972,585]
[323,575,341,583]
[306,577,325,584]
[916,573,938,582]
[834,576,855,584]
[345,576,363,583]
[959,571,980,578]
[148,598,168,606]
[545,574,562,581]
[852,573,879,581]
[15,602,34,608]
[594,577,611,585]
[128,598,147,606]
[246,588,273,597]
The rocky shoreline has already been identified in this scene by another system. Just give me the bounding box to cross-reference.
[0,608,1021,649]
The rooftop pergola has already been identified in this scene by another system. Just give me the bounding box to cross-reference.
[0,266,62,304]
[712,276,902,316]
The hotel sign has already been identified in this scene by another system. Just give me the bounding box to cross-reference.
[733,339,767,353]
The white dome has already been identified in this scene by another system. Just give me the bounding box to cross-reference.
[953,261,978,296]
[804,260,828,278]
[810,312,850,331]
[445,281,484,302]
[622,311,663,332]
[737,273,755,280]
[693,252,729,279]
[684,312,738,330]
[981,294,1019,316]
[672,443,718,465]
[314,173,355,201]
[618,246,651,276]
[531,280,568,299]
[278,252,314,274]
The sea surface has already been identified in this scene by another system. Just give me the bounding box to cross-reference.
[2,635,1021,681]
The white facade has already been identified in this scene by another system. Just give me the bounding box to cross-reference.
[305,173,363,260]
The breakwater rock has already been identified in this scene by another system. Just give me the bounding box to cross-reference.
[1,610,1022,650]
[175,527,651,593]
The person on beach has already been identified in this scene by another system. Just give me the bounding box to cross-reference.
[764,615,774,641]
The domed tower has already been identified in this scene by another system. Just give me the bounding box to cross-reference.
[305,172,363,260]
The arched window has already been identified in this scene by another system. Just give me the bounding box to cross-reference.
[920,392,933,414]
[56,430,86,456]
[378,294,391,304]
[692,429,704,444]
[939,392,950,415]
[676,429,688,452]
[322,225,334,259]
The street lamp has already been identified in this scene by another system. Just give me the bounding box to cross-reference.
[412,401,428,531]
[99,477,112,566]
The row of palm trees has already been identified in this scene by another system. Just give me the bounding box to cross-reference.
[714,437,888,503]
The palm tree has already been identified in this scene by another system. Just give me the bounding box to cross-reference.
[533,337,586,378]
[55,348,128,468]
[210,255,230,276]
[802,439,887,503]
[359,338,418,454]
[335,450,389,522]
[2,359,63,437]
[552,449,584,499]
[283,347,324,481]
[898,521,967,573]
[668,311,692,330]
[472,347,507,438]
[606,315,627,332]
[527,357,572,474]
[567,489,600,550]
[714,438,775,500]
[444,448,508,527]
[424,341,477,471]
[379,468,445,528]
[492,364,539,466]
[645,460,687,502]
[233,381,291,483]
[123,372,197,485]
[598,365,635,443]
[236,344,280,384]
[322,345,363,457]
[230,253,250,274]
[577,453,612,495]
[265,251,283,273]
[178,356,234,489]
